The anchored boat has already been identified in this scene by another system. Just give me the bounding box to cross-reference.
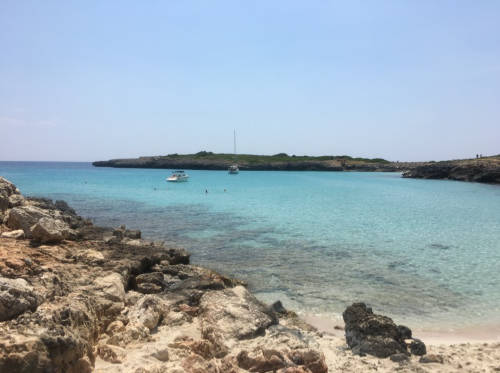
[228,164,239,174]
[228,130,239,174]
[166,170,189,182]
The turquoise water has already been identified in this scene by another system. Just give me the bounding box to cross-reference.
[1,162,500,329]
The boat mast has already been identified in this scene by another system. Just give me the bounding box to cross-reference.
[233,129,237,156]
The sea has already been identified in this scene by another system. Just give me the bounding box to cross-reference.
[1,161,499,331]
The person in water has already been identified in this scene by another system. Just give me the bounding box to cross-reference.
[205,189,208,194]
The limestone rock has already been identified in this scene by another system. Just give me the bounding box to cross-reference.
[0,177,19,214]
[136,272,164,287]
[73,357,93,373]
[97,343,127,363]
[181,353,220,373]
[76,249,105,264]
[106,320,125,336]
[121,238,148,247]
[136,282,163,294]
[8,194,25,208]
[6,206,50,237]
[103,235,121,244]
[1,229,25,239]
[200,286,277,341]
[128,295,169,331]
[93,273,126,303]
[151,346,169,362]
[0,276,39,321]
[287,349,328,373]
[237,349,287,372]
[30,217,76,243]
[125,290,142,306]
[0,177,18,195]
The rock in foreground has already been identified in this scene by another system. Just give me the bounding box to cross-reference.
[343,302,426,358]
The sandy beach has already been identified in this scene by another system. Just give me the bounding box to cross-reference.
[299,313,500,372]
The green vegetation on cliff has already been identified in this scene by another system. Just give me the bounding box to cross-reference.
[92,152,396,171]
[166,151,390,164]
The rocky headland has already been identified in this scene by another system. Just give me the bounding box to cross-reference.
[92,152,409,172]
[402,156,500,184]
[1,176,499,372]
[93,152,500,184]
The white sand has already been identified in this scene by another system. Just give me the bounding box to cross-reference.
[303,313,500,372]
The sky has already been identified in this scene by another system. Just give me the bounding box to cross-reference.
[0,1,499,162]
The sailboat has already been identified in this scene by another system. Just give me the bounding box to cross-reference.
[228,130,239,174]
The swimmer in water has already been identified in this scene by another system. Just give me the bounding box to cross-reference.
[205,189,208,194]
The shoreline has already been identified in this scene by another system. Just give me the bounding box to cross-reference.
[301,313,500,345]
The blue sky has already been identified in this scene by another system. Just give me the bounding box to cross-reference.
[0,1,499,161]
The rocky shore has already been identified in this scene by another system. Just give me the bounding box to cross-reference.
[402,156,500,184]
[1,176,499,372]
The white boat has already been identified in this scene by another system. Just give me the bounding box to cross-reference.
[166,170,189,182]
[228,130,239,174]
[228,164,239,174]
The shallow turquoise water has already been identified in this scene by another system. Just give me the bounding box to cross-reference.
[1,162,499,328]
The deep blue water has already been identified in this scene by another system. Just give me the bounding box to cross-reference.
[1,161,499,328]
